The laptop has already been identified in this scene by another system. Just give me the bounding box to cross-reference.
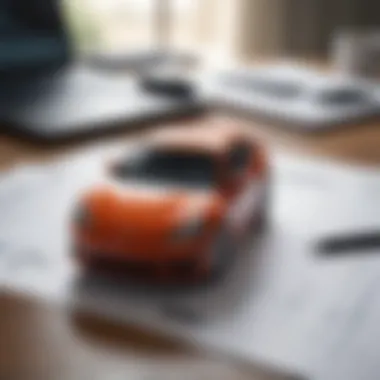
[0,0,203,143]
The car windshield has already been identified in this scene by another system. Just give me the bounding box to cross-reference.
[113,149,217,189]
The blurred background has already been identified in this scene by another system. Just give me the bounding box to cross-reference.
[61,0,380,62]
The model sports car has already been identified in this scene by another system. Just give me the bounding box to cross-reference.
[72,123,269,281]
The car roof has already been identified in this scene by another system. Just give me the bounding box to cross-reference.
[146,123,246,155]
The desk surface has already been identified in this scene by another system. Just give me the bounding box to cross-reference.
[1,112,380,380]
[1,113,380,169]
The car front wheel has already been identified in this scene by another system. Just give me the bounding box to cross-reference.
[208,228,236,281]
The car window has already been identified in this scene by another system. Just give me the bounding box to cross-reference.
[228,142,252,175]
[113,149,217,189]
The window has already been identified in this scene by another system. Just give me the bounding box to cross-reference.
[171,0,202,51]
[113,149,217,189]
[228,142,252,174]
[62,0,203,54]
[62,0,156,53]
[61,0,239,61]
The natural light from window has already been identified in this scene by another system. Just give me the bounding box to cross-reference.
[63,0,202,54]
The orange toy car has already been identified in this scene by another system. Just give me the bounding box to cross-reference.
[72,123,269,281]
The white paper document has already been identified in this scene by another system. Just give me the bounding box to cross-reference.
[1,149,380,380]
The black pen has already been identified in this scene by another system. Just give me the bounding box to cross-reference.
[318,231,380,254]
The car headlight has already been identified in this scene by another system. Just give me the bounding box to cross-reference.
[172,217,205,241]
[73,204,91,228]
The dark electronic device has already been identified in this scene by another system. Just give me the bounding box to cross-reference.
[140,71,194,99]
[318,231,380,255]
[0,0,203,143]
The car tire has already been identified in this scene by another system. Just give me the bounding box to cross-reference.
[253,201,268,233]
[208,228,236,281]
[250,180,270,234]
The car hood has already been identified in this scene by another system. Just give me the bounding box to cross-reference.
[82,181,220,234]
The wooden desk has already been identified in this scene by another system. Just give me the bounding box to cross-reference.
[0,113,379,380]
[1,114,380,169]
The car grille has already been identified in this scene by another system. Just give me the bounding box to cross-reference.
[82,253,201,282]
